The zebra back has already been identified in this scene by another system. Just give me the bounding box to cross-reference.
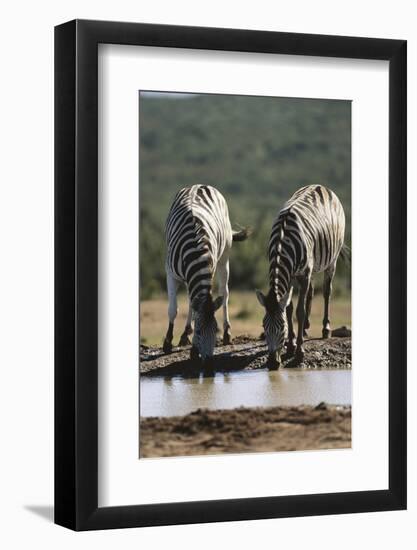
[165,185,232,301]
[269,185,345,299]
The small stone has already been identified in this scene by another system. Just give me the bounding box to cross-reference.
[331,326,352,337]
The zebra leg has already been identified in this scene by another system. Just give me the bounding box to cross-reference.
[322,265,335,339]
[304,281,314,336]
[178,303,193,346]
[163,273,178,354]
[285,296,296,357]
[295,274,311,361]
[217,259,231,345]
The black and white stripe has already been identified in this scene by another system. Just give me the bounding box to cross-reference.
[163,185,246,360]
[165,185,231,302]
[256,185,346,366]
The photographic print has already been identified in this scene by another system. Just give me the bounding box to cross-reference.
[139,91,352,459]
[55,20,406,529]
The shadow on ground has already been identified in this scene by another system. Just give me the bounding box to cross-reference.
[140,336,351,379]
[24,505,54,523]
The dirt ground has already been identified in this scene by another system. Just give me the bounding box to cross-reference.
[140,335,351,378]
[140,404,351,458]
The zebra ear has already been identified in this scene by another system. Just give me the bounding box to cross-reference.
[255,289,266,308]
[213,296,224,311]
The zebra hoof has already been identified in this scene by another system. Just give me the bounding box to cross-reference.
[178,334,191,347]
[268,352,281,370]
[223,331,232,345]
[163,339,173,354]
[190,346,199,361]
[295,347,305,363]
[322,328,331,339]
[285,342,296,358]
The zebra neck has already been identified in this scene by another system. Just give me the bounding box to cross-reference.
[269,221,295,300]
[270,271,292,303]
[188,275,213,302]
[192,286,212,299]
[190,287,214,311]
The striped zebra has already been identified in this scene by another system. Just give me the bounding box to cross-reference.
[256,185,346,367]
[163,184,248,361]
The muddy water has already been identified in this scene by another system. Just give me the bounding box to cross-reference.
[140,369,351,417]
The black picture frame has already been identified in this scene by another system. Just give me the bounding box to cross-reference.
[55,19,407,531]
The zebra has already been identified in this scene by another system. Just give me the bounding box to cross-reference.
[163,184,249,361]
[255,185,346,368]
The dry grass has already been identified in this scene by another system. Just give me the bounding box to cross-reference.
[140,290,351,346]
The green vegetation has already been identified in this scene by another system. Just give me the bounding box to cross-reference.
[140,92,351,299]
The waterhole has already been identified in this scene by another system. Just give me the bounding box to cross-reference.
[140,369,351,417]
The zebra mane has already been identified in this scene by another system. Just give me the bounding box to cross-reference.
[269,217,287,298]
[192,216,213,259]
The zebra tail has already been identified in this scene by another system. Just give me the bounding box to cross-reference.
[232,226,251,242]
[339,244,351,265]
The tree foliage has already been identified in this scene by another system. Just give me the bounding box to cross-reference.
[139,93,351,299]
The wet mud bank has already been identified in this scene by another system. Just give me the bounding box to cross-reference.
[140,336,351,379]
[140,403,351,458]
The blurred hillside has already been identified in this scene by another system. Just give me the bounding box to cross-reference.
[139,93,351,299]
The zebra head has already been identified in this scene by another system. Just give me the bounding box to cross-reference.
[255,288,290,365]
[191,293,224,360]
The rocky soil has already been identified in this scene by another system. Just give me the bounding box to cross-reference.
[140,336,351,378]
